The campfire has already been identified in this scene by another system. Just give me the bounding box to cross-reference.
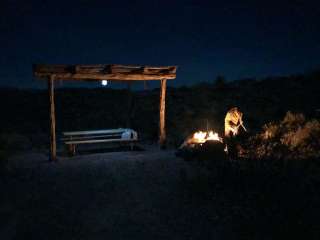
[176,107,245,161]
[176,130,226,161]
[191,131,223,144]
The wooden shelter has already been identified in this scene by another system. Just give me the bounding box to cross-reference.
[33,64,177,161]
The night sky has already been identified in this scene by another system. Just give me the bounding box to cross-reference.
[1,0,320,88]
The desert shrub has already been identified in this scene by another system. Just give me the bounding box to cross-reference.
[0,133,31,173]
[0,150,8,173]
[0,135,9,172]
[0,133,32,152]
[246,112,320,160]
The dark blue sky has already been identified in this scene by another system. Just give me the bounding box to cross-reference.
[1,0,320,88]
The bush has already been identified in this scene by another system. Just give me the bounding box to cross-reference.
[1,133,32,152]
[245,112,320,160]
[0,133,31,173]
[0,135,9,173]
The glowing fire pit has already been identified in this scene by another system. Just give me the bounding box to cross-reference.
[176,130,226,161]
[180,130,223,148]
[191,131,223,144]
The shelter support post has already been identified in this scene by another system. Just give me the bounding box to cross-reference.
[159,78,167,148]
[126,82,133,128]
[48,75,57,161]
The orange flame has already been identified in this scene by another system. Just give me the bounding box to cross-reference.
[192,131,222,143]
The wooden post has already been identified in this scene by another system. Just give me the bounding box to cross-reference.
[143,80,148,90]
[126,82,133,128]
[48,75,57,161]
[159,78,167,148]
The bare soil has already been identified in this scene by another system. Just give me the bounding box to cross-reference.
[1,146,319,239]
[1,147,221,239]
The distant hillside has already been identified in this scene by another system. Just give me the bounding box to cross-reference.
[0,71,319,148]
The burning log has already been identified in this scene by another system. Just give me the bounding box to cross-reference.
[176,131,226,161]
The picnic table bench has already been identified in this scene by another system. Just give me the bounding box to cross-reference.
[62,128,138,155]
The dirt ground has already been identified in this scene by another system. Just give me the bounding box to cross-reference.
[1,147,222,240]
[1,146,319,239]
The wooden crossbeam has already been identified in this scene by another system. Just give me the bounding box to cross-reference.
[33,64,177,81]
